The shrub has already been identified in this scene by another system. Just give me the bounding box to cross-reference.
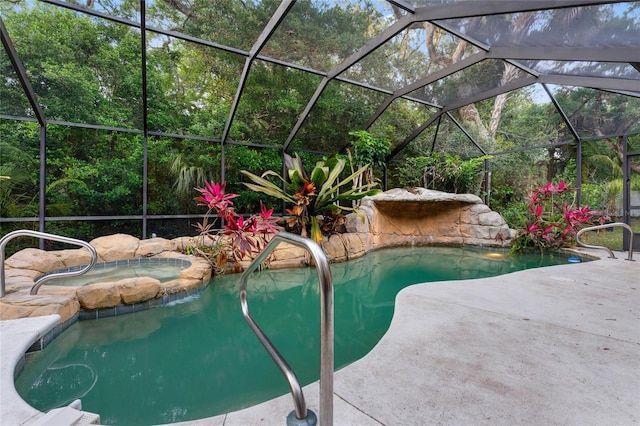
[511,180,608,254]
[396,153,490,195]
[190,182,280,271]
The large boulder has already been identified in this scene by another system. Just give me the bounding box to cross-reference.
[90,234,140,261]
[5,248,66,273]
[136,237,177,257]
[118,277,161,304]
[179,258,212,281]
[29,299,80,323]
[322,234,348,263]
[77,282,121,310]
[57,248,95,269]
[0,294,79,323]
[268,242,308,269]
[0,302,35,320]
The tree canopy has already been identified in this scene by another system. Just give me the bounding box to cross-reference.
[1,0,638,242]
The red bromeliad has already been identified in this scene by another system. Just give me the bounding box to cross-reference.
[193,181,281,263]
[514,180,607,252]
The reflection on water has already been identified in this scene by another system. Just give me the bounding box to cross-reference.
[16,246,576,425]
[25,363,97,411]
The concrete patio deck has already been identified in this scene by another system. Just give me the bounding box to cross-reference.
[2,247,638,425]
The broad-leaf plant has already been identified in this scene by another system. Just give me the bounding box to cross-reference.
[241,153,381,243]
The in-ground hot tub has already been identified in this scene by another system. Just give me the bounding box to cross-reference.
[39,257,192,287]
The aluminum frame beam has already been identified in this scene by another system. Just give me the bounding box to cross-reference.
[489,46,640,63]
[442,76,538,112]
[413,1,625,21]
[388,112,443,160]
[387,76,537,161]
[220,0,295,146]
[538,74,640,93]
[365,52,487,130]
[445,112,487,155]
[0,18,46,125]
[282,13,415,151]
[542,83,581,142]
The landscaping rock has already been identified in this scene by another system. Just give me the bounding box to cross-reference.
[322,234,347,263]
[30,299,80,323]
[269,243,308,269]
[479,211,507,227]
[57,248,94,268]
[77,282,121,310]
[345,212,369,233]
[136,237,176,257]
[0,302,35,320]
[5,248,66,273]
[341,233,368,259]
[180,259,212,281]
[118,277,161,304]
[90,233,140,261]
[1,188,514,324]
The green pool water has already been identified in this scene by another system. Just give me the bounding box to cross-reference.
[15,246,580,425]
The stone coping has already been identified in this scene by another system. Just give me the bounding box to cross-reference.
[1,315,63,425]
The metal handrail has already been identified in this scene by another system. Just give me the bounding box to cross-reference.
[576,222,634,261]
[0,230,98,297]
[240,232,333,426]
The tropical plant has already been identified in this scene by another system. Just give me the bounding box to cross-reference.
[191,181,280,270]
[241,153,381,242]
[511,180,608,254]
[0,142,38,218]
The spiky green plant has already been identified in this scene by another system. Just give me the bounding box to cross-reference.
[241,153,381,242]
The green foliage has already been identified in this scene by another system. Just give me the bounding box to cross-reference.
[396,153,490,195]
[581,183,607,212]
[224,146,282,213]
[347,129,391,190]
[601,175,640,216]
[498,201,529,230]
[0,141,37,218]
[241,153,381,242]
[348,130,391,169]
[557,158,578,188]
[488,151,544,212]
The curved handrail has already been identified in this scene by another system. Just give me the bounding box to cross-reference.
[240,232,333,426]
[0,230,98,297]
[576,222,634,261]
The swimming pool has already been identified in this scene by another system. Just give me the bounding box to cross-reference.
[15,246,582,425]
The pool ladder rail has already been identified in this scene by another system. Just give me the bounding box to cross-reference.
[0,230,98,297]
[576,222,634,261]
[240,232,333,426]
